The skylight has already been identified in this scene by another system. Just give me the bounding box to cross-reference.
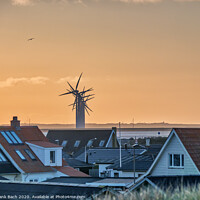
[0,152,7,162]
[74,140,80,147]
[61,140,68,147]
[1,131,23,145]
[1,131,13,144]
[24,149,36,160]
[99,140,105,147]
[87,140,94,147]
[6,131,18,144]
[15,150,26,161]
[10,131,23,144]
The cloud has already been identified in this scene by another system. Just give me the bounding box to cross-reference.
[0,77,49,88]
[10,0,200,6]
[56,76,80,84]
[11,0,33,6]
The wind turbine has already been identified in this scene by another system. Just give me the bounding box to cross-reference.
[60,73,94,128]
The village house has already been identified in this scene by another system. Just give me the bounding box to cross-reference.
[0,117,88,182]
[129,128,200,191]
[46,127,119,155]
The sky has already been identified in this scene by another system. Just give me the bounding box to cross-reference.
[0,0,200,124]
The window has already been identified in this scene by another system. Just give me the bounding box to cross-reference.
[1,131,23,145]
[114,173,119,178]
[74,140,80,147]
[6,131,18,144]
[61,140,68,147]
[50,151,55,163]
[169,154,184,168]
[87,140,94,147]
[99,140,105,147]
[24,149,36,160]
[15,150,26,161]
[0,152,7,162]
[10,131,23,144]
[1,131,13,144]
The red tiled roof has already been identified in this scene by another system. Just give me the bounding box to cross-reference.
[0,126,54,173]
[54,166,90,177]
[175,128,200,171]
[27,141,62,148]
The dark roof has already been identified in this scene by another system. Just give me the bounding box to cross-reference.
[0,176,8,180]
[0,126,54,173]
[54,166,90,177]
[44,177,102,184]
[148,175,200,190]
[0,150,19,174]
[27,141,61,148]
[63,155,93,168]
[174,128,200,171]
[107,154,154,171]
[47,128,117,154]
[142,144,163,157]
[119,128,172,132]
[75,148,146,164]
[0,181,104,199]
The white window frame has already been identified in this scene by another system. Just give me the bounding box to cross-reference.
[169,153,184,168]
[50,151,55,163]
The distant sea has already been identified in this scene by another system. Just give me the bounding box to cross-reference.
[41,128,172,138]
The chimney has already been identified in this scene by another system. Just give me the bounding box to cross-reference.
[146,138,150,147]
[11,116,20,130]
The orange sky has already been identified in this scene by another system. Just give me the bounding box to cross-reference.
[1,0,200,124]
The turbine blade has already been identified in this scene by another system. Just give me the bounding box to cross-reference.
[72,97,77,110]
[85,107,90,116]
[83,94,95,99]
[59,91,73,96]
[84,103,93,112]
[67,82,75,91]
[80,88,93,94]
[76,73,83,90]
[84,97,95,102]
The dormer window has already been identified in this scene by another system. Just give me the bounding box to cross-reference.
[74,140,80,147]
[50,151,55,163]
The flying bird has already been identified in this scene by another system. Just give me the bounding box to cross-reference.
[27,38,35,41]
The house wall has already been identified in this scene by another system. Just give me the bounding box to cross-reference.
[151,134,199,176]
[22,172,56,182]
[2,171,68,183]
[120,171,145,178]
[98,164,110,177]
[106,169,144,178]
[1,174,21,181]
[27,143,62,166]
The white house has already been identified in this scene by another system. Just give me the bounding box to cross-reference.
[130,128,200,191]
[146,128,200,177]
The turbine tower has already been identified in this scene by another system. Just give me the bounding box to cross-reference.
[60,73,94,128]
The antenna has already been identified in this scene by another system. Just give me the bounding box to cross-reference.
[119,122,122,168]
